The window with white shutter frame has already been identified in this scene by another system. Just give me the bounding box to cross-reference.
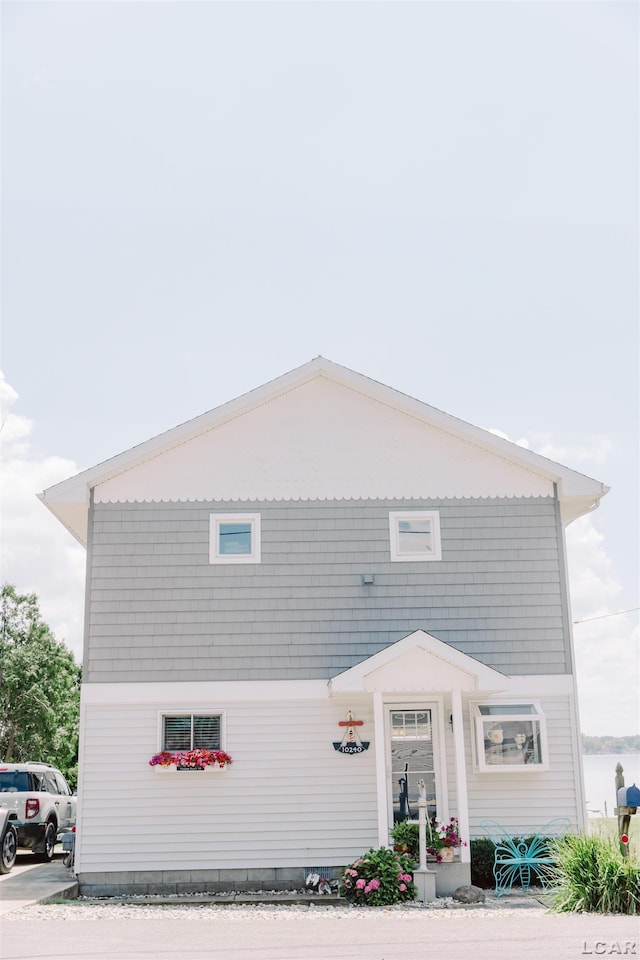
[389,511,442,562]
[162,714,222,752]
[470,702,548,772]
[209,513,261,564]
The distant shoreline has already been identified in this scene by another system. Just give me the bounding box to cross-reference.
[581,735,639,755]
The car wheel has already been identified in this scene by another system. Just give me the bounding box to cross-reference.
[35,821,57,862]
[0,824,17,874]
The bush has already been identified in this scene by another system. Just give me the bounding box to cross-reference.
[340,847,417,906]
[547,834,640,914]
[470,835,559,890]
[470,838,497,888]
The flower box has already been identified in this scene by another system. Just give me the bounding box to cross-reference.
[149,749,233,771]
[152,764,226,773]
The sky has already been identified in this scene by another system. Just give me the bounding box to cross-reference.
[1,1,638,737]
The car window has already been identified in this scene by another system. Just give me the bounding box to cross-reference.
[0,771,30,792]
[42,772,58,794]
[53,773,70,796]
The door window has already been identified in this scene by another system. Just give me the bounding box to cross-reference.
[390,709,437,823]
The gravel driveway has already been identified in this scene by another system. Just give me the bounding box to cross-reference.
[1,895,637,960]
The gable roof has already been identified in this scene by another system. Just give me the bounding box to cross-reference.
[328,629,509,694]
[39,356,608,545]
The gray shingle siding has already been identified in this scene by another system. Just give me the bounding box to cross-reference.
[85,497,570,682]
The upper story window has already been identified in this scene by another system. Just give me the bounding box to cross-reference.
[471,702,548,772]
[209,513,261,564]
[389,511,442,562]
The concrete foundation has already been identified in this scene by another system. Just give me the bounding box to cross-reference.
[434,861,471,897]
[77,866,343,898]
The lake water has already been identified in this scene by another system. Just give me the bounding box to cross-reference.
[582,753,640,817]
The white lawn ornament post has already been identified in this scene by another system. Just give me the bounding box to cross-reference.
[410,779,436,902]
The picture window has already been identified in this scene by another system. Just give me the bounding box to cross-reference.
[472,702,548,772]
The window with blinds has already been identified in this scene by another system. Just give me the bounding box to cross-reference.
[162,715,222,752]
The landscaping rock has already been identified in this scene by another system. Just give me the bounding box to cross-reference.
[452,885,486,904]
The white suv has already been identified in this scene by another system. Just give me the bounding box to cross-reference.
[0,762,76,861]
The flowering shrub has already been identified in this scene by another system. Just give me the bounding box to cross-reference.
[149,749,233,769]
[340,847,417,906]
[428,816,466,862]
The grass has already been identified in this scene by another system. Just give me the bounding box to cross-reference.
[547,833,640,914]
[588,817,640,848]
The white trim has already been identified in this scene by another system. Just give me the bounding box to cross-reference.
[470,700,550,773]
[39,356,608,545]
[373,692,388,847]
[569,692,588,832]
[389,511,442,562]
[433,701,449,822]
[156,709,226,752]
[79,673,575,706]
[75,697,89,876]
[384,697,448,832]
[451,689,470,863]
[329,630,508,694]
[81,679,330,705]
[209,513,261,564]
[500,675,574,695]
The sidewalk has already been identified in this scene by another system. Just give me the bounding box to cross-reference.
[0,861,78,917]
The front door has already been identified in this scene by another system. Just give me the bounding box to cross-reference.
[389,707,438,823]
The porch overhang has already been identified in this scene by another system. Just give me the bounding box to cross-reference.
[328,630,509,695]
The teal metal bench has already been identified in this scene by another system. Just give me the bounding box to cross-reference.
[479,818,570,897]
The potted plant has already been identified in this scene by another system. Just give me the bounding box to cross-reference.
[427,816,465,862]
[390,820,420,859]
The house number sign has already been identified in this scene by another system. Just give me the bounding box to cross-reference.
[333,710,370,754]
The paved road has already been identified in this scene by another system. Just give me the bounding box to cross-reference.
[1,904,637,960]
[1,860,637,960]
[0,850,65,882]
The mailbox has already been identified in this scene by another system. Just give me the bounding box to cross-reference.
[617,784,640,808]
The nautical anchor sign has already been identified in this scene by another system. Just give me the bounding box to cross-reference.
[333,710,370,755]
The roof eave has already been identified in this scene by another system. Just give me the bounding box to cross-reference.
[37,357,610,540]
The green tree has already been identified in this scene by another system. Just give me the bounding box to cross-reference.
[0,584,81,786]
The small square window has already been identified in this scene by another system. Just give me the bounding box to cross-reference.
[389,511,442,562]
[471,702,548,771]
[210,513,261,564]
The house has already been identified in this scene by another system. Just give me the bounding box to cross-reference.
[39,357,608,897]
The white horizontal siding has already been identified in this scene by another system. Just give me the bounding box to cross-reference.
[76,686,582,873]
[465,694,581,836]
[76,695,377,872]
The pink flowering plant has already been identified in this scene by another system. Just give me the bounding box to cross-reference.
[149,749,233,769]
[427,816,466,862]
[340,847,416,906]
